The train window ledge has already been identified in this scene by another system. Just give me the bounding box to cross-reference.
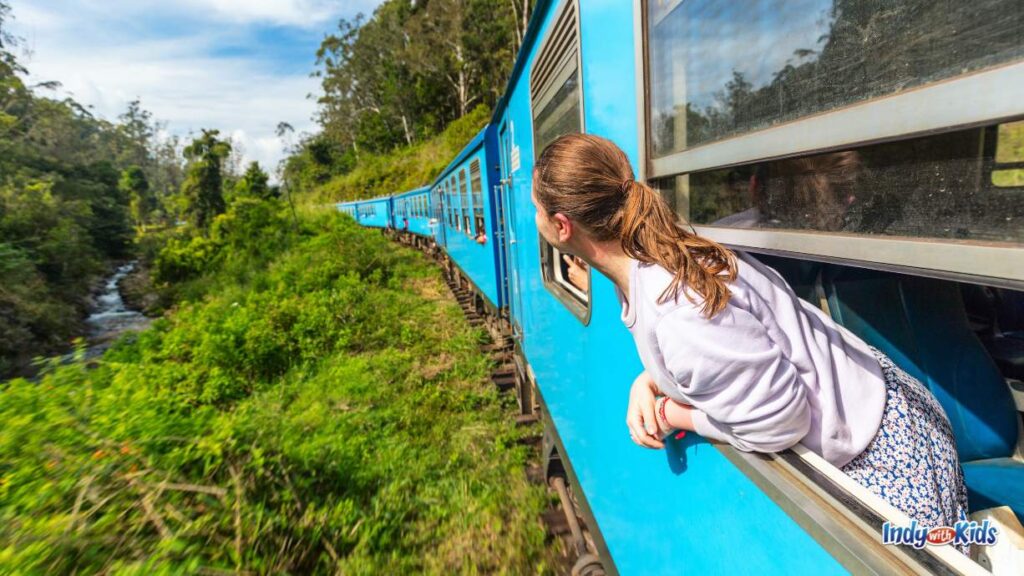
[721,442,1016,575]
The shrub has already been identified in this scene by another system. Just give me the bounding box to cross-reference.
[1,212,559,574]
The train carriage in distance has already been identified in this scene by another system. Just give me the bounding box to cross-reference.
[390,186,433,238]
[428,125,507,314]
[335,203,358,221]
[338,196,392,230]
[339,1,1024,574]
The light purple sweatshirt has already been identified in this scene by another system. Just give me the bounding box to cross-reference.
[618,253,886,468]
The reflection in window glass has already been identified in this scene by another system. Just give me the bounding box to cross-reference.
[534,69,581,158]
[665,122,1024,245]
[647,0,1024,157]
[993,120,1024,188]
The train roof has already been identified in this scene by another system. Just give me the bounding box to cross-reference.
[393,186,431,199]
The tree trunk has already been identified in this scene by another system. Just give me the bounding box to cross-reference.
[455,43,468,117]
[401,114,412,146]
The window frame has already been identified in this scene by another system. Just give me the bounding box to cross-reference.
[531,0,592,324]
[470,159,486,237]
[637,0,1024,290]
[635,3,1023,571]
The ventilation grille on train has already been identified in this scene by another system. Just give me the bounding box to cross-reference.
[529,0,580,111]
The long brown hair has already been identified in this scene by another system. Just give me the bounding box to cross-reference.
[534,133,736,317]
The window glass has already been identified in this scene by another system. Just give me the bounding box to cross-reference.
[540,242,590,316]
[647,0,1024,157]
[534,69,581,159]
[661,121,1024,245]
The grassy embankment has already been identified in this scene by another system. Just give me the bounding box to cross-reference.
[0,203,558,574]
[294,106,490,205]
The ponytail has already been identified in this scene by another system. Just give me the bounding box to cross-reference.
[534,133,737,318]
[619,180,736,317]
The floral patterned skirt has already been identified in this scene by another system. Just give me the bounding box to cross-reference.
[840,349,970,555]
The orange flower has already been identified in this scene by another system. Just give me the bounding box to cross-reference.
[92,450,105,460]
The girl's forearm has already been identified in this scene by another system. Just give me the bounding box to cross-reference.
[662,399,696,432]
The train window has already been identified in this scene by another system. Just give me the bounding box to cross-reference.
[647,0,1024,158]
[657,120,1024,246]
[529,0,590,322]
[459,169,471,235]
[993,120,1024,188]
[470,159,485,236]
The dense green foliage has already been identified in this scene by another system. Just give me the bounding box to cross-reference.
[0,4,176,375]
[283,0,533,202]
[3,3,560,573]
[1,205,556,573]
[0,3,282,375]
[294,104,490,205]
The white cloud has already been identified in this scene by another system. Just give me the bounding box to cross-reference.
[6,0,382,181]
[179,0,382,27]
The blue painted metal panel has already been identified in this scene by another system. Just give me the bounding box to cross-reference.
[393,186,434,237]
[335,201,359,222]
[348,196,392,229]
[491,2,848,574]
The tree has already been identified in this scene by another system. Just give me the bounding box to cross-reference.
[313,0,533,156]
[234,161,274,200]
[181,130,231,230]
[120,165,155,228]
[117,100,154,169]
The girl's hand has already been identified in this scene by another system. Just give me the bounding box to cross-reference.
[562,254,588,291]
[627,371,664,449]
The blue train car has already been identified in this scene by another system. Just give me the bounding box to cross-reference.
[335,202,357,221]
[430,126,506,311]
[352,196,391,229]
[485,1,1023,575]
[341,1,1024,573]
[391,186,433,237]
[489,3,835,574]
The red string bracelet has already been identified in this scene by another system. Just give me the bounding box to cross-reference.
[657,397,687,440]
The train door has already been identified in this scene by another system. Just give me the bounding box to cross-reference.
[499,122,524,336]
[434,187,447,247]
[490,158,512,318]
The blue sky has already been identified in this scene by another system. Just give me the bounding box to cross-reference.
[9,0,385,177]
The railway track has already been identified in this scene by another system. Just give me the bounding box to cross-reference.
[390,230,607,576]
